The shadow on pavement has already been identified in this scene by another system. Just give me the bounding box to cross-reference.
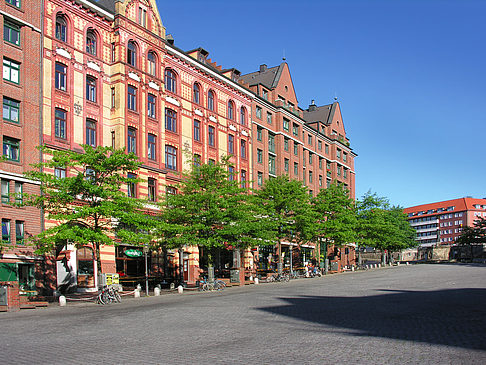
[257,288,486,350]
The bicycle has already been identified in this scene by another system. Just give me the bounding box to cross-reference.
[96,285,121,305]
[198,277,214,291]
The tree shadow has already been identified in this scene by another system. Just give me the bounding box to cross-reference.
[257,288,486,350]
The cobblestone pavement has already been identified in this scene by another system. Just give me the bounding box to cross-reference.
[1,263,486,364]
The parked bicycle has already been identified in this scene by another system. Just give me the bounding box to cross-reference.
[96,285,121,305]
[266,273,290,282]
[199,277,226,291]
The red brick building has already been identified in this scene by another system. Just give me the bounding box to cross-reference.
[404,197,486,247]
[0,0,53,303]
[241,63,357,271]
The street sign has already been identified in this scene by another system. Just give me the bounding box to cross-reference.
[125,249,143,258]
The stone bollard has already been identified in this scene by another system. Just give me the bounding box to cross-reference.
[397,262,400,266]
[134,289,140,298]
[378,264,381,268]
[154,287,161,296]
[59,295,66,307]
[177,285,183,294]
[254,277,259,285]
[136,284,142,292]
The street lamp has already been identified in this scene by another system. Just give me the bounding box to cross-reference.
[144,244,149,296]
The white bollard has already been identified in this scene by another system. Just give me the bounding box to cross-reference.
[254,277,259,285]
[351,266,355,272]
[378,264,381,268]
[134,289,140,298]
[397,262,400,266]
[136,284,142,291]
[59,295,66,307]
[154,287,161,296]
[406,262,410,265]
[177,285,183,294]
[249,275,253,281]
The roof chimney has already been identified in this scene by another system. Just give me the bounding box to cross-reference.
[308,100,317,112]
[259,64,267,73]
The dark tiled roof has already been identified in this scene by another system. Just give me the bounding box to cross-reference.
[303,103,334,125]
[85,0,116,13]
[240,64,285,89]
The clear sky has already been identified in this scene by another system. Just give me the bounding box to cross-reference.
[156,0,486,208]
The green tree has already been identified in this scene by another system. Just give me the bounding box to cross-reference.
[312,182,357,268]
[158,158,271,280]
[256,175,315,274]
[456,217,486,259]
[23,145,156,271]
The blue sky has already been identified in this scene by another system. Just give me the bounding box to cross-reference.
[156,0,486,208]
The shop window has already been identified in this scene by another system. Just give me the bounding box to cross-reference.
[77,246,95,287]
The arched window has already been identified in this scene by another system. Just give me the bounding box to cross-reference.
[127,41,137,67]
[86,29,97,56]
[164,69,177,93]
[228,100,235,120]
[208,90,215,111]
[55,14,67,42]
[193,83,201,104]
[240,107,246,126]
[147,51,156,76]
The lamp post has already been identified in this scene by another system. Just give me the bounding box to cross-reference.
[144,244,149,296]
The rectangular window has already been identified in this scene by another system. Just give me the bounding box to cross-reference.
[147,133,156,161]
[327,179,331,188]
[257,149,263,164]
[54,168,66,179]
[293,143,298,156]
[3,58,20,84]
[318,140,322,151]
[147,94,156,118]
[257,127,262,141]
[4,22,20,46]
[6,0,21,8]
[165,145,177,170]
[284,138,289,151]
[86,76,97,102]
[228,134,234,154]
[165,109,177,133]
[319,175,323,187]
[262,89,268,100]
[55,62,67,91]
[292,123,299,137]
[308,135,312,145]
[343,152,348,162]
[228,166,235,181]
[319,158,323,170]
[138,7,147,27]
[3,136,19,161]
[111,42,116,63]
[294,162,298,176]
[111,87,116,108]
[193,120,201,142]
[343,169,348,179]
[337,149,342,159]
[283,118,289,132]
[267,112,272,124]
[268,155,275,175]
[1,179,9,203]
[337,165,341,176]
[255,106,262,119]
[309,153,313,165]
[55,109,66,139]
[240,140,247,159]
[309,171,313,183]
[127,173,137,198]
[14,181,22,204]
[284,158,289,173]
[268,134,275,153]
[325,144,329,154]
[127,128,136,154]
[257,172,263,186]
[3,97,19,123]
[241,170,246,189]
[15,221,23,245]
[148,178,156,202]
[208,126,215,147]
[86,120,96,147]
[127,85,137,111]
[1,219,10,243]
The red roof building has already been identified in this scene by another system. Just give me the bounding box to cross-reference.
[404,198,486,247]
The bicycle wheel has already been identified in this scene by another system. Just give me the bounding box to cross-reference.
[114,291,121,303]
[96,292,105,305]
[207,283,214,291]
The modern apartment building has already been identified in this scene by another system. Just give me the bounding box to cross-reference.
[0,0,49,298]
[404,197,486,247]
